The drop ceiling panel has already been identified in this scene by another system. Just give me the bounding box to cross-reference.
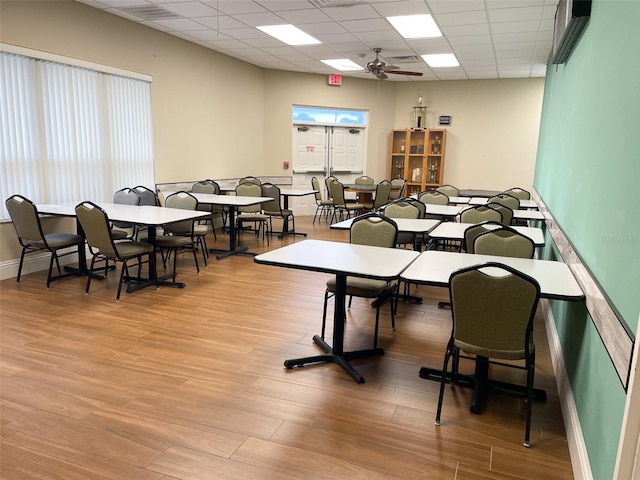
[76,0,559,80]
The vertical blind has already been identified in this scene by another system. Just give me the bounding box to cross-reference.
[0,52,154,220]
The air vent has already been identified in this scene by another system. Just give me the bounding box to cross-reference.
[309,0,364,7]
[385,55,422,64]
[118,5,181,21]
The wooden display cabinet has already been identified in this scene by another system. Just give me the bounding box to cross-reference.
[389,128,447,196]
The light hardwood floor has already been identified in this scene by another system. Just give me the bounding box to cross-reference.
[0,215,573,479]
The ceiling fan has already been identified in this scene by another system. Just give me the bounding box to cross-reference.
[365,48,424,80]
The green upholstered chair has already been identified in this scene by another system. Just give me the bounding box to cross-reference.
[261,182,294,238]
[329,179,364,222]
[235,183,269,245]
[436,262,540,447]
[111,187,140,240]
[389,177,407,200]
[503,187,531,200]
[6,194,83,288]
[362,180,392,212]
[459,204,503,225]
[311,176,333,223]
[164,191,209,266]
[75,201,155,301]
[473,225,535,259]
[322,213,399,348]
[436,184,460,197]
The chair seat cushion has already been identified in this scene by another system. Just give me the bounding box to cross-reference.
[237,213,268,220]
[155,235,193,248]
[327,276,389,297]
[41,233,83,248]
[454,337,535,361]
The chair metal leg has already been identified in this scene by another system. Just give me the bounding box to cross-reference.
[435,340,454,426]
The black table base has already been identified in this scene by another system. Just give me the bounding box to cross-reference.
[419,359,546,414]
[284,335,384,384]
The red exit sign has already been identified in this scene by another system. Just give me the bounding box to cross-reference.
[328,74,342,86]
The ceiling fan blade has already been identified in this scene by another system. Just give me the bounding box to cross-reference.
[377,72,388,80]
[381,65,399,72]
[388,70,424,76]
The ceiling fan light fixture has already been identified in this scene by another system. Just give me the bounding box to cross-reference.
[422,53,459,68]
[321,59,363,71]
[256,24,321,46]
[387,14,442,39]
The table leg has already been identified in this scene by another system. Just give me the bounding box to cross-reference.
[279,195,308,238]
[63,218,108,280]
[210,206,253,259]
[283,273,384,383]
[418,358,547,414]
[126,225,187,292]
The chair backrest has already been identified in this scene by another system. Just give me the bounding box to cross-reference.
[403,197,426,218]
[165,191,198,234]
[325,175,338,200]
[350,213,398,248]
[355,175,375,185]
[489,193,520,211]
[238,176,261,186]
[236,183,263,213]
[463,221,504,253]
[460,204,503,224]
[503,187,531,200]
[261,183,282,214]
[372,180,393,209]
[473,226,535,258]
[5,194,47,246]
[75,201,118,255]
[436,184,459,197]
[113,188,140,206]
[383,200,420,219]
[112,188,140,228]
[329,179,347,207]
[192,179,220,194]
[133,186,159,206]
[389,178,406,200]
[486,202,513,226]
[449,262,540,359]
[418,190,449,205]
[311,176,323,202]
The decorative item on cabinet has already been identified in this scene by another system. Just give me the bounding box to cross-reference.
[389,128,446,195]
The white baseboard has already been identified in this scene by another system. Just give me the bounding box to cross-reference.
[0,250,81,281]
[542,299,593,480]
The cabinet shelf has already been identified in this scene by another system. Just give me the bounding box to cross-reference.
[389,128,447,194]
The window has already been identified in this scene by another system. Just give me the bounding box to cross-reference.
[292,105,367,126]
[0,50,154,220]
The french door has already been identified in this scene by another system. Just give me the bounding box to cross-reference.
[292,124,365,214]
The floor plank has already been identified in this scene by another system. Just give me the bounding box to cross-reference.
[0,215,574,479]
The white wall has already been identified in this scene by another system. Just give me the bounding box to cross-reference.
[0,0,544,266]
[395,79,545,192]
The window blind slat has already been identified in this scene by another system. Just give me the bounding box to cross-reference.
[0,52,154,219]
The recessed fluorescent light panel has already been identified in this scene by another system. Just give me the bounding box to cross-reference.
[387,14,442,39]
[256,24,321,46]
[422,54,459,68]
[321,59,363,71]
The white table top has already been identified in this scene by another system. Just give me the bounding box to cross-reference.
[187,192,271,207]
[38,202,209,225]
[469,197,538,209]
[254,239,420,280]
[424,204,463,217]
[279,189,318,197]
[400,250,584,301]
[448,196,470,204]
[428,222,545,246]
[331,217,440,234]
[512,209,545,221]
